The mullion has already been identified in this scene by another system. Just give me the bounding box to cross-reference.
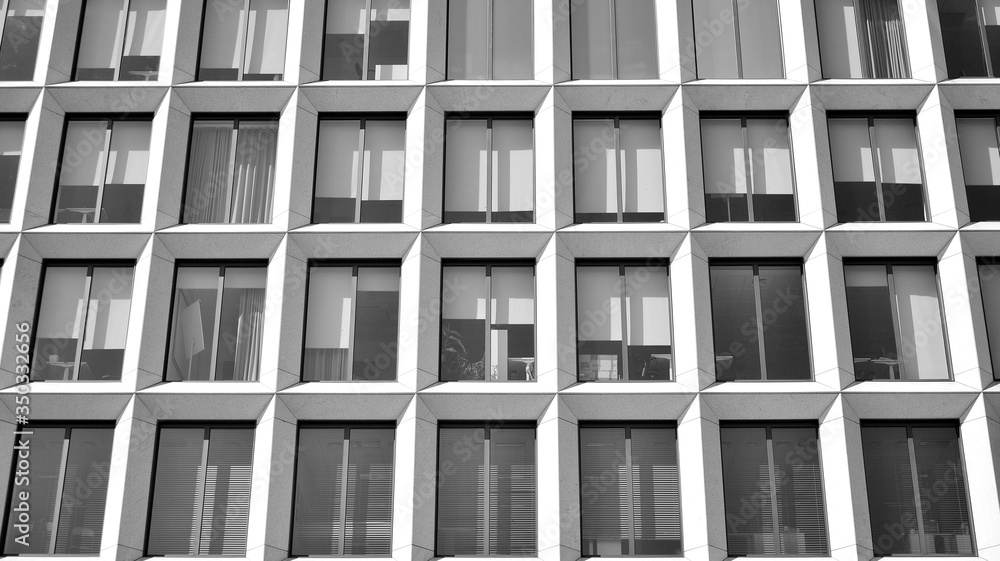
[70,270,95,380]
[752,265,768,380]
[618,265,629,380]
[362,0,373,79]
[238,0,252,80]
[355,121,366,222]
[741,118,754,221]
[764,427,781,553]
[113,0,131,80]
[608,0,618,79]
[486,119,493,224]
[0,2,8,52]
[977,1,995,76]
[486,0,493,78]
[484,267,493,381]
[207,268,226,380]
[904,426,928,553]
[46,429,72,553]
[193,428,212,554]
[346,270,359,380]
[338,428,352,553]
[885,265,906,379]
[731,0,744,78]
[483,426,492,553]
[94,121,114,223]
[223,121,240,222]
[867,118,887,221]
[614,118,623,222]
[624,427,636,553]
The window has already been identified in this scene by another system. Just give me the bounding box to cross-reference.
[576,262,672,382]
[844,263,950,380]
[197,0,287,80]
[579,425,681,556]
[573,117,664,223]
[32,265,134,380]
[861,424,974,555]
[183,118,277,224]
[313,117,404,223]
[74,0,166,81]
[937,0,1000,78]
[692,0,783,78]
[292,426,394,555]
[440,264,535,382]
[447,0,532,79]
[166,265,266,381]
[0,1,43,81]
[828,116,926,222]
[701,116,796,222]
[570,0,657,79]
[816,0,910,78]
[720,424,828,556]
[444,117,533,223]
[323,0,409,80]
[146,426,254,555]
[710,263,810,381]
[53,119,150,223]
[436,424,535,556]
[0,119,24,221]
[2,426,114,554]
[955,116,1000,221]
[978,258,1000,378]
[303,265,400,381]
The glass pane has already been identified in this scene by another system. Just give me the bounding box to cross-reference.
[771,427,827,555]
[614,0,657,78]
[911,427,973,555]
[315,120,360,223]
[444,120,488,222]
[361,120,405,222]
[710,266,762,380]
[721,426,774,555]
[624,265,671,380]
[956,118,1000,186]
[243,0,287,79]
[3,428,65,554]
[874,118,924,221]
[980,262,1000,376]
[184,121,235,223]
[701,119,747,223]
[231,121,277,223]
[492,119,533,222]
[620,119,663,219]
[441,266,486,381]
[738,0,783,78]
[304,267,352,381]
[574,119,618,221]
[167,267,220,381]
[892,265,948,380]
[198,0,246,79]
[576,267,623,381]
[630,428,681,555]
[580,427,628,556]
[33,267,89,380]
[120,0,166,81]
[748,119,795,221]
[447,0,488,79]
[55,428,114,553]
[56,121,110,223]
[0,120,23,221]
[845,265,899,379]
[367,0,409,79]
[571,0,614,79]
[324,0,366,79]
[492,0,532,79]
[79,267,133,380]
[199,428,253,555]
[345,428,395,554]
[758,266,810,380]
[490,267,534,381]
[984,0,1000,77]
[817,0,864,78]
[938,0,987,78]
[489,427,535,555]
[0,0,44,81]
[829,119,875,182]
[859,0,910,78]
[693,0,738,78]
[863,426,918,555]
[214,267,266,381]
[75,0,126,80]
[292,428,345,554]
[436,427,486,555]
[353,267,400,381]
[147,428,208,554]
[103,120,150,223]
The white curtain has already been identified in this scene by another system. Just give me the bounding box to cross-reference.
[231,287,265,381]
[230,122,277,223]
[185,123,234,223]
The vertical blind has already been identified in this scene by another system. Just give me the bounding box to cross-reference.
[147,427,255,555]
[817,0,910,78]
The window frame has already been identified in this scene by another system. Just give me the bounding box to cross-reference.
[573,258,675,383]
[718,420,830,557]
[568,0,659,80]
[319,0,410,81]
[70,0,163,81]
[442,113,536,224]
[842,259,954,382]
[699,112,799,223]
[29,260,137,381]
[300,260,402,382]
[311,113,407,224]
[438,260,537,382]
[162,260,269,382]
[814,0,912,79]
[707,259,813,382]
[571,112,667,224]
[953,111,1000,222]
[50,113,154,224]
[444,0,534,80]
[194,0,289,81]
[576,421,683,557]
[690,0,786,79]
[433,420,537,557]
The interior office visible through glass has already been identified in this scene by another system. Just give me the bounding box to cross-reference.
[0,119,23,221]
[0,1,44,81]
[570,0,657,79]
[198,0,288,80]
[74,0,166,81]
[447,0,532,79]
[955,115,1000,222]
[816,0,911,78]
[937,0,1000,78]
[692,0,783,78]
[323,0,409,80]
[978,258,1000,379]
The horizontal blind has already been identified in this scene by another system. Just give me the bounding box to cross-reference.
[862,425,918,555]
[489,428,536,555]
[147,428,207,554]
[771,427,827,555]
[55,428,114,554]
[345,428,395,555]
[437,427,486,555]
[630,428,681,555]
[292,428,345,555]
[580,427,628,556]
[3,428,65,554]
[721,426,774,555]
[912,427,973,555]
[199,428,254,555]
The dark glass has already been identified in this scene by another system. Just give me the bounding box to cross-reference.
[939,0,988,78]
[0,13,42,81]
[352,268,400,381]
[0,152,16,221]
[844,266,898,380]
[711,266,762,380]
[835,181,881,222]
[100,183,144,222]
[881,182,926,221]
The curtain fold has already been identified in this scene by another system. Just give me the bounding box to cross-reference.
[230,123,277,223]
[185,125,233,223]
[232,288,265,381]
[302,348,350,381]
[860,0,910,78]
